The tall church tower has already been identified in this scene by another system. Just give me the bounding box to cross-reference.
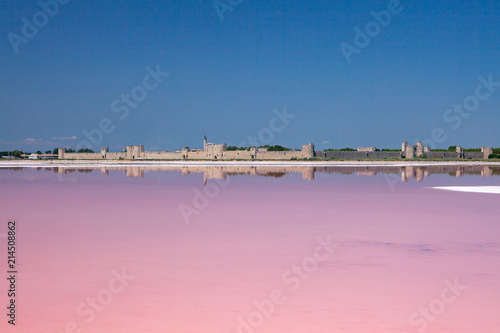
[203,134,207,151]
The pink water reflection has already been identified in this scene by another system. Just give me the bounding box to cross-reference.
[1,167,499,332]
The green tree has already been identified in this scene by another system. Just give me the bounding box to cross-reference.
[52,148,59,155]
[13,150,22,158]
[340,148,355,151]
[448,146,457,151]
[77,148,94,153]
[261,145,291,151]
[36,150,42,155]
[227,146,247,151]
[66,148,76,153]
[45,150,51,154]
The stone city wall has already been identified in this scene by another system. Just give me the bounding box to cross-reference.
[143,151,183,159]
[425,152,460,159]
[425,151,484,159]
[57,141,492,160]
[223,150,254,160]
[106,152,127,159]
[316,151,402,159]
[255,150,305,160]
[63,153,102,159]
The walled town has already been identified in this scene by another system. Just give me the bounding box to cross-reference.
[55,136,496,161]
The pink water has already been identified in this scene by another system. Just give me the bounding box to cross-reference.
[1,167,499,332]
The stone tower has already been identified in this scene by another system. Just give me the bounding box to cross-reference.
[126,145,144,159]
[416,142,424,157]
[101,147,108,159]
[302,143,315,159]
[482,146,493,159]
[405,145,415,159]
[58,148,66,159]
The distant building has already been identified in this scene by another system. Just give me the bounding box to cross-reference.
[357,147,376,152]
[25,153,57,160]
[402,141,430,158]
[401,141,491,159]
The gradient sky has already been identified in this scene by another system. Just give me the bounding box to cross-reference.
[0,0,499,152]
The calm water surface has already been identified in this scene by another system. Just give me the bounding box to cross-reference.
[0,166,499,333]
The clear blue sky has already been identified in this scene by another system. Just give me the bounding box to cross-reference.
[1,0,499,152]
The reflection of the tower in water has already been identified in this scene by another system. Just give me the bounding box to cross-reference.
[42,165,500,183]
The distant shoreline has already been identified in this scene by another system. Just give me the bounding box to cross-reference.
[1,159,500,168]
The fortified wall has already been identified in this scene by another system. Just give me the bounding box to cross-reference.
[316,151,402,159]
[57,137,493,160]
[401,141,488,159]
[58,137,315,161]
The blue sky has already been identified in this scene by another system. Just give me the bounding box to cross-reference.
[0,0,499,152]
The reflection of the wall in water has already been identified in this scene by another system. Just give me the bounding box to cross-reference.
[24,165,499,183]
